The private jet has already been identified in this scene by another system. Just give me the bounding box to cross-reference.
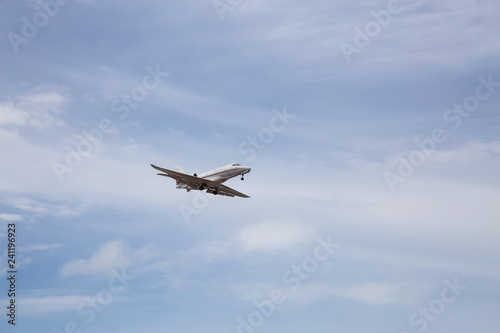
[151,163,251,198]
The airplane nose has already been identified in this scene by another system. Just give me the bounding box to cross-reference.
[240,166,251,174]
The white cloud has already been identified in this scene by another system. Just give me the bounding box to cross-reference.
[0,128,18,141]
[0,213,22,222]
[167,127,185,137]
[60,240,132,278]
[15,295,89,316]
[340,244,500,279]
[237,220,315,253]
[206,0,500,78]
[0,87,68,130]
[0,102,28,126]
[284,281,417,307]
[22,243,61,252]
[154,83,265,128]
[133,242,167,265]
[337,282,410,305]
[427,140,500,166]
[3,196,84,218]
[189,239,232,262]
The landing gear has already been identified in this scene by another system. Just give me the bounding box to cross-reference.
[193,173,197,177]
[213,188,218,195]
[241,174,245,181]
[199,183,206,190]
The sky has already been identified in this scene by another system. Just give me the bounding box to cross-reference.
[0,0,499,332]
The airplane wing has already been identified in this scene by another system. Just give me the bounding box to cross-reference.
[151,164,250,198]
[151,164,211,189]
[206,184,250,198]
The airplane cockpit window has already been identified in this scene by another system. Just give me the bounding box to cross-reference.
[232,163,241,166]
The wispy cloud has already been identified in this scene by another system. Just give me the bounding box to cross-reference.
[5,294,87,316]
[60,240,132,278]
[21,243,61,252]
[284,281,419,306]
[426,140,500,166]
[0,87,69,130]
[3,196,85,218]
[0,213,22,222]
[237,220,315,253]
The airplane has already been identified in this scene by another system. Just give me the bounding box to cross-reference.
[151,163,251,198]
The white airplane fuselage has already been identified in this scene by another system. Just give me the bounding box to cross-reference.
[176,163,251,190]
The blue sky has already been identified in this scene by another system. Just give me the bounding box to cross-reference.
[1,0,500,332]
